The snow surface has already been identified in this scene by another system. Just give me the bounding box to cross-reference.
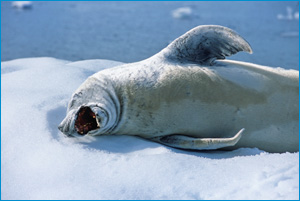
[1,57,299,200]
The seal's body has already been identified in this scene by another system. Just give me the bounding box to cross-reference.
[59,25,299,153]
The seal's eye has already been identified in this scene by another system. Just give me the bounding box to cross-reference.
[75,107,99,135]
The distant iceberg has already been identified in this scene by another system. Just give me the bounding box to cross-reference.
[11,1,32,10]
[277,6,298,20]
[294,11,299,20]
[281,31,299,38]
[172,7,193,19]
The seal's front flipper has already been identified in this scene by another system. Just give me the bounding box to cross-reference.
[160,25,252,65]
[151,128,244,150]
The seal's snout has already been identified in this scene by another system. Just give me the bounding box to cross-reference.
[75,106,100,135]
[58,123,64,132]
[58,116,71,135]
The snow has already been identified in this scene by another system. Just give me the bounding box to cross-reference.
[1,57,299,200]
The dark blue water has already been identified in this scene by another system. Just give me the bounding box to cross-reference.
[1,1,299,69]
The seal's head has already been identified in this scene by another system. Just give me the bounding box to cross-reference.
[58,74,120,137]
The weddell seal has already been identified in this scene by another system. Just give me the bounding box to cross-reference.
[58,25,299,153]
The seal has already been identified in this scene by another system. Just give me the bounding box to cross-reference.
[58,25,299,153]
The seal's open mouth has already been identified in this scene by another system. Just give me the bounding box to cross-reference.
[75,106,100,135]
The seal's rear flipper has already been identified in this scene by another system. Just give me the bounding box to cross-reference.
[160,25,252,65]
[151,128,244,150]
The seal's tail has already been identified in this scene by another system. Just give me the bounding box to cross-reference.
[159,25,252,65]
